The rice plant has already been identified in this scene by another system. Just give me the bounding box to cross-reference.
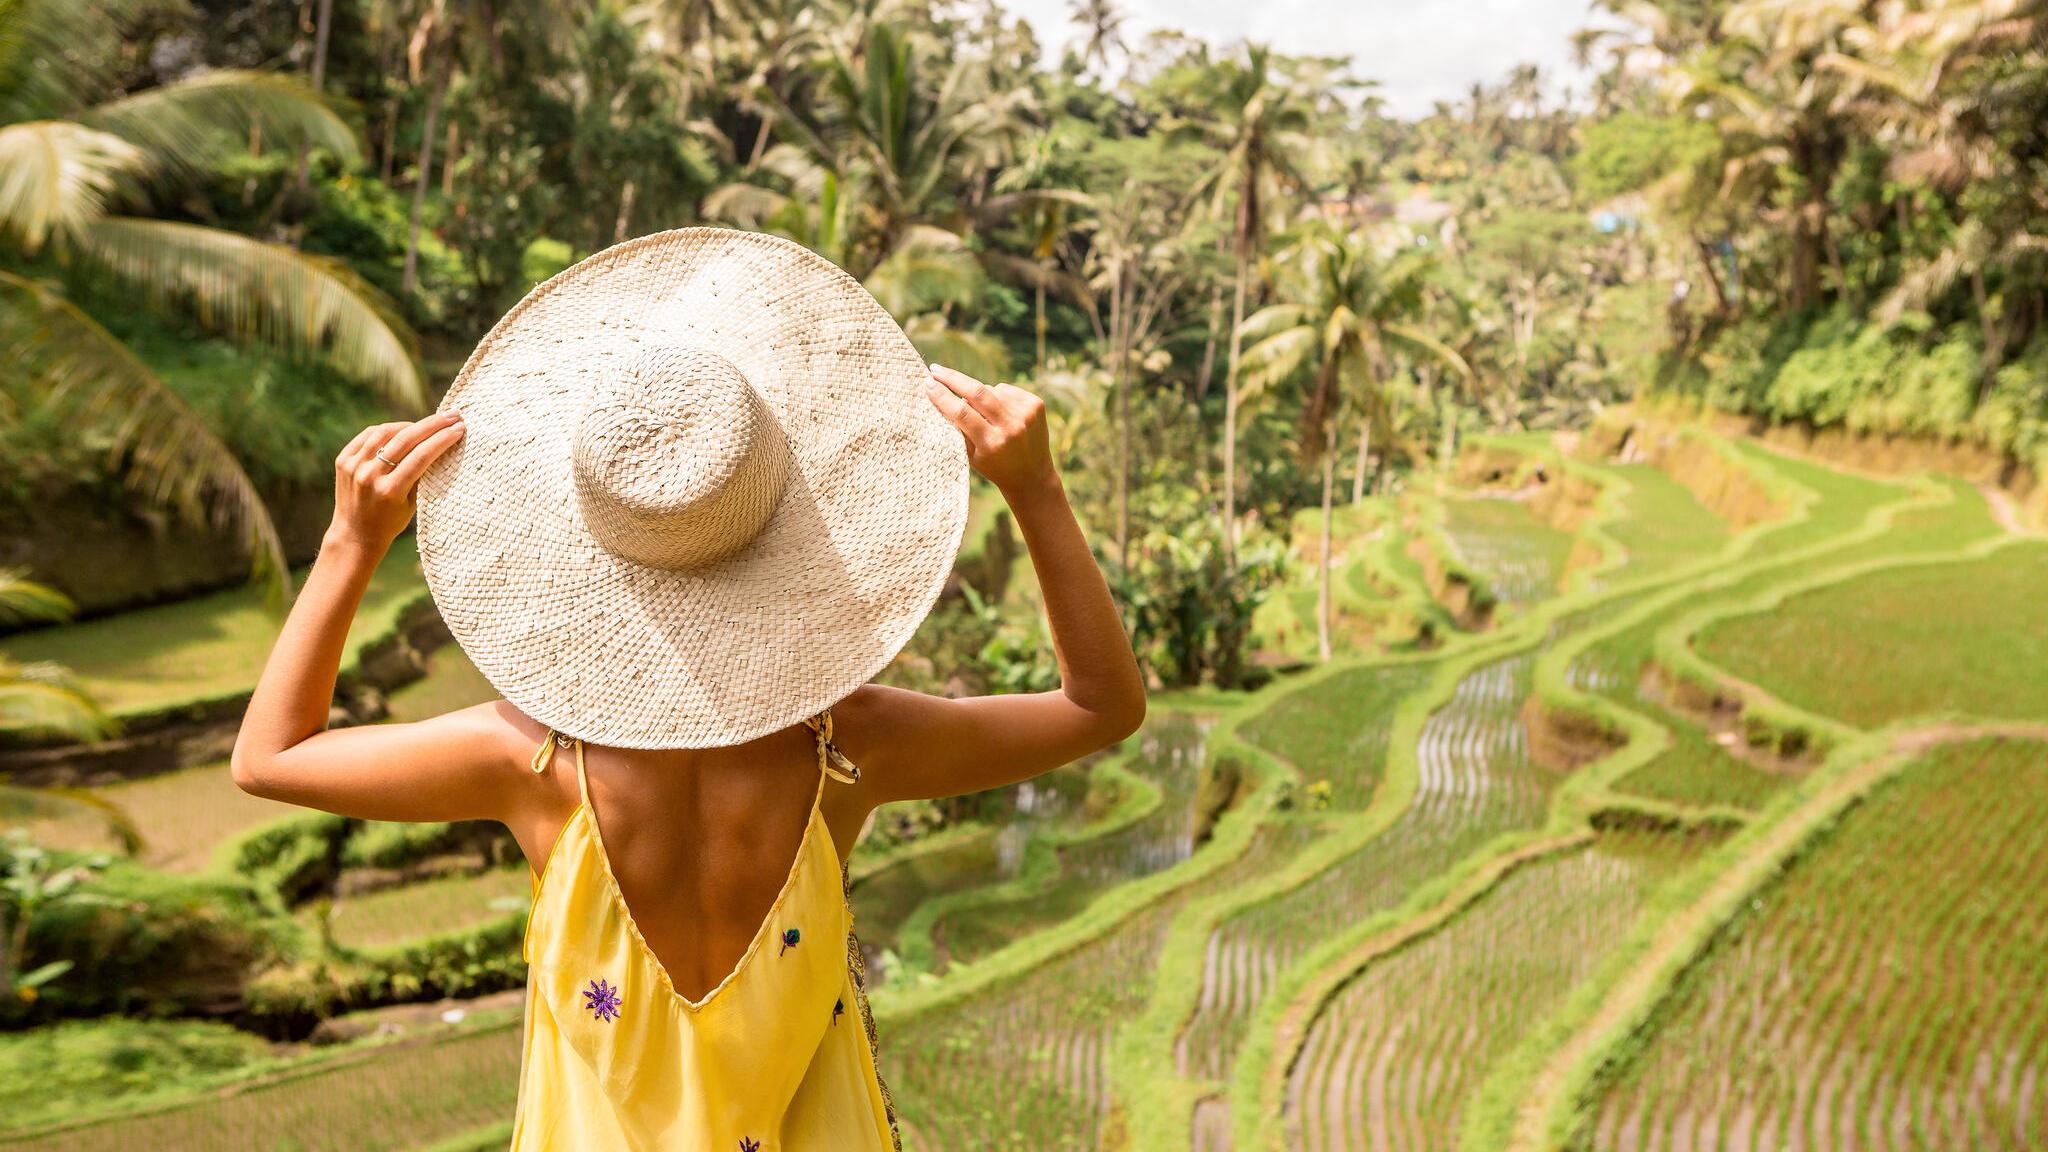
[1179,650,1554,1085]
[1440,497,1574,606]
[1285,830,1709,1151]
[930,713,1212,966]
[1587,738,2048,1152]
[87,762,289,871]
[888,823,1318,1150]
[7,1022,521,1152]
[1696,540,2048,728]
[317,867,532,952]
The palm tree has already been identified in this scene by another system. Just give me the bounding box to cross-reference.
[1826,0,2048,393]
[1666,0,1860,313]
[1239,227,1471,660]
[746,22,1039,266]
[378,0,572,296]
[705,153,1011,379]
[0,0,425,598]
[711,22,1068,377]
[990,126,1087,375]
[1068,0,1127,75]
[1077,189,1198,565]
[1183,45,1321,560]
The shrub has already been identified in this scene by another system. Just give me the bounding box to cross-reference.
[339,821,512,871]
[21,859,286,1020]
[0,1017,273,1133]
[220,813,351,906]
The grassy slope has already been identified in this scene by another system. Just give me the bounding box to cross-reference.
[1440,495,1576,605]
[1597,463,1730,579]
[314,867,533,952]
[1697,538,2048,727]
[1,536,426,717]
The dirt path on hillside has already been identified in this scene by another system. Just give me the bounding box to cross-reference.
[1979,483,2029,535]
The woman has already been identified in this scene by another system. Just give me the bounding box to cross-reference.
[232,229,1145,1151]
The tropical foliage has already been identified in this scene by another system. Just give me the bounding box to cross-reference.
[1,0,2044,677]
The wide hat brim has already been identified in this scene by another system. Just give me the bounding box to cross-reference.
[415,228,968,749]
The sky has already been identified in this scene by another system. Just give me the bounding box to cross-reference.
[991,0,1605,119]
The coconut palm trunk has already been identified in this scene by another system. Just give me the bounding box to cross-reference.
[1113,262,1133,566]
[1222,250,1249,560]
[402,52,453,297]
[1352,416,1371,503]
[1035,278,1047,373]
[292,0,336,194]
[1317,413,1338,662]
[1196,281,1222,401]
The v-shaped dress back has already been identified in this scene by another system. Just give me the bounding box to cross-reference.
[511,710,900,1150]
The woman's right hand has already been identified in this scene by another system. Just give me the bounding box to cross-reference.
[327,410,466,554]
[924,364,1056,495]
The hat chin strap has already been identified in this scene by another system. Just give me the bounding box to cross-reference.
[571,345,792,571]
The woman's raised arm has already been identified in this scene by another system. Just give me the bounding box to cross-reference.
[230,410,533,824]
[838,366,1148,806]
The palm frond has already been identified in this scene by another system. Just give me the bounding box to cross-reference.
[0,269,289,602]
[1813,50,1925,104]
[863,224,983,319]
[0,0,157,122]
[1237,301,1308,344]
[0,569,75,626]
[0,121,147,254]
[977,248,1086,301]
[702,181,792,227]
[1877,219,1987,323]
[757,143,832,200]
[75,217,424,410]
[1238,322,1318,395]
[0,659,113,741]
[82,69,361,183]
[1384,322,1476,382]
[901,313,1007,382]
[973,187,1094,229]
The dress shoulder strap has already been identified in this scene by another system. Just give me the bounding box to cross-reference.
[528,728,591,804]
[803,708,860,784]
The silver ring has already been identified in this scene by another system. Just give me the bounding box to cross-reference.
[374,449,399,468]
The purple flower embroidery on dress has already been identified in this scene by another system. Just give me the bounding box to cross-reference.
[739,1139,761,1152]
[582,978,622,1022]
[778,927,801,956]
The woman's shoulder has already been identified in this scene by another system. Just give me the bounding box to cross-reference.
[821,683,916,766]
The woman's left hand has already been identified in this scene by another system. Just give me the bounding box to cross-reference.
[327,410,466,553]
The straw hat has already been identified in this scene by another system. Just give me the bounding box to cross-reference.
[414,228,968,749]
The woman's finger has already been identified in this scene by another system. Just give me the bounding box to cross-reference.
[337,425,378,464]
[925,373,991,439]
[384,420,467,490]
[929,364,1004,423]
[343,422,409,468]
[338,422,402,467]
[375,411,463,470]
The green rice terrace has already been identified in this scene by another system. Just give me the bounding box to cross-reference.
[4,416,2045,1152]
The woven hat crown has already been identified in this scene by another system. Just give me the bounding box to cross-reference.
[570,345,792,571]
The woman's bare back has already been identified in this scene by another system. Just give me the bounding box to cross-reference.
[511,710,863,1004]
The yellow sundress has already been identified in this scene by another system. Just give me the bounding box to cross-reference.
[511,710,900,1150]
